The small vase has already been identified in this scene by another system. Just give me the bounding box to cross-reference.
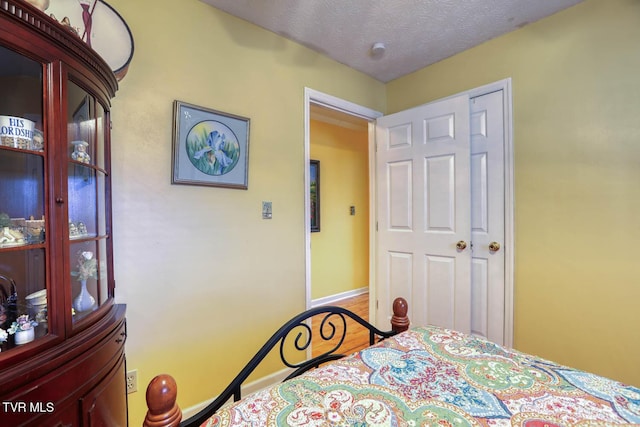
[15,328,35,345]
[73,279,96,312]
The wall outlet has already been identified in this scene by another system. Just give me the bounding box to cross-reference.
[126,369,138,394]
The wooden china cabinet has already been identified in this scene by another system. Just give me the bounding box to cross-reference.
[0,1,126,426]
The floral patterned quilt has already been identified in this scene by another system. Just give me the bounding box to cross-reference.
[203,326,640,426]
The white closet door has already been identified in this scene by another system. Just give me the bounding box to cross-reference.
[376,94,471,333]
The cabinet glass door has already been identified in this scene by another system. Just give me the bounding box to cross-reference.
[0,46,47,351]
[67,81,110,322]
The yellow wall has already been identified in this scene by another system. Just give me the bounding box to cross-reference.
[99,0,640,423]
[388,0,640,387]
[106,0,385,424]
[310,120,369,300]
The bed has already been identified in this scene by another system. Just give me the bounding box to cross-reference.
[144,298,640,426]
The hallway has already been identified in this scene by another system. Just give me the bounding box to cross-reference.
[311,292,370,357]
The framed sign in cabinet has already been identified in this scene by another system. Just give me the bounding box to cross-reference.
[0,1,127,425]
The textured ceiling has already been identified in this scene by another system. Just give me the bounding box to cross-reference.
[201,0,584,82]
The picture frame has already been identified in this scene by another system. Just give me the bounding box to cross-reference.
[310,160,320,232]
[172,100,250,189]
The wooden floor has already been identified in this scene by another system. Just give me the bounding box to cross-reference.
[311,292,370,357]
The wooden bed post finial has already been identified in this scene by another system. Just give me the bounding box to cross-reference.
[391,297,410,333]
[144,374,182,427]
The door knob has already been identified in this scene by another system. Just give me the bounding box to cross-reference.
[456,240,467,251]
[489,242,501,252]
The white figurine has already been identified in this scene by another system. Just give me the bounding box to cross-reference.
[77,222,87,235]
[71,140,90,163]
[69,221,78,237]
[31,129,44,151]
[0,227,25,246]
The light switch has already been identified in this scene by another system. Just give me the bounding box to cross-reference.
[262,201,272,219]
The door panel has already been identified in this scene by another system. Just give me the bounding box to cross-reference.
[388,161,413,229]
[425,155,455,231]
[471,152,488,233]
[388,124,412,148]
[388,251,413,306]
[471,258,489,336]
[425,254,456,328]
[470,90,505,343]
[376,94,471,332]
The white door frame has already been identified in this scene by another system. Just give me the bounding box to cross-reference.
[303,79,514,347]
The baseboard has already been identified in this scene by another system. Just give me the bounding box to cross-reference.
[311,287,368,308]
[181,367,292,420]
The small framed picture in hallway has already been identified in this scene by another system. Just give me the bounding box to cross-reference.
[310,159,320,232]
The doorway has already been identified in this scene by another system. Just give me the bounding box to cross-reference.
[303,80,514,346]
[304,89,382,313]
[309,104,371,306]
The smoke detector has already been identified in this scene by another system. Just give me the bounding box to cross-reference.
[371,42,386,57]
